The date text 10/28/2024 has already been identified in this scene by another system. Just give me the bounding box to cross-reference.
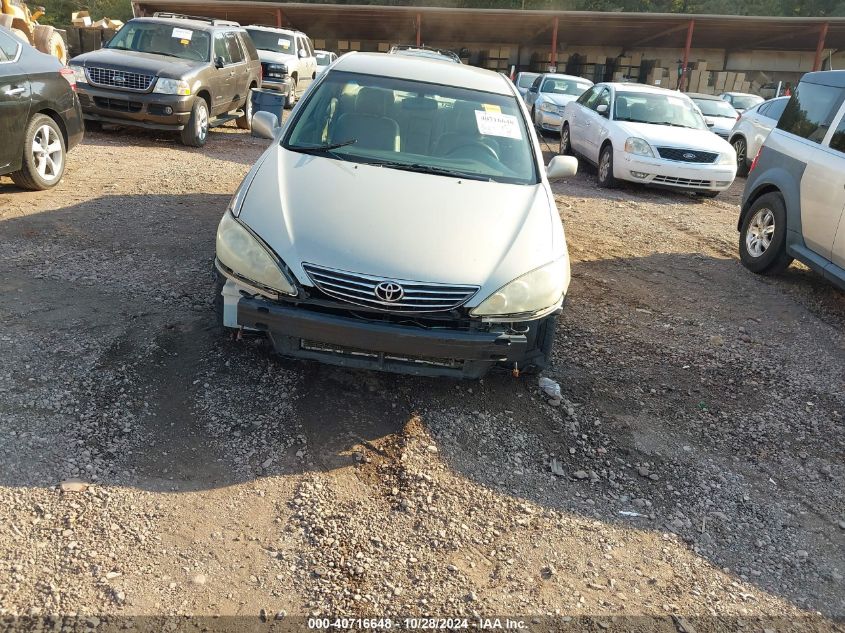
[307,618,528,630]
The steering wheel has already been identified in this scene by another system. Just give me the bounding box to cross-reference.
[181,48,205,61]
[445,141,499,163]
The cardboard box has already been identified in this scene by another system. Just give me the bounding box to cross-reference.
[314,38,326,49]
[377,42,390,52]
[72,11,91,27]
[337,40,349,50]
[714,72,727,92]
[499,46,510,59]
[350,41,361,51]
[92,18,123,29]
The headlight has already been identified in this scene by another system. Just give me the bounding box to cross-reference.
[717,150,736,165]
[153,78,191,96]
[215,212,296,297]
[264,63,288,79]
[69,64,86,83]
[471,258,570,319]
[624,137,654,157]
[539,102,558,113]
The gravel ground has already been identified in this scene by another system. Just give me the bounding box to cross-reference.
[0,122,843,631]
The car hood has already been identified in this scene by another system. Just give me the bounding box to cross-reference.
[542,94,578,107]
[257,51,297,65]
[703,115,737,132]
[616,121,732,152]
[236,147,562,296]
[70,48,205,78]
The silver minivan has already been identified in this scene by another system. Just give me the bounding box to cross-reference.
[738,70,845,289]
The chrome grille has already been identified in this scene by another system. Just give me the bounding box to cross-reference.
[656,147,719,163]
[302,263,478,313]
[653,175,712,188]
[86,67,155,92]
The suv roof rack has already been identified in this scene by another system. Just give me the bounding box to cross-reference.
[388,44,461,63]
[247,23,300,31]
[152,12,240,27]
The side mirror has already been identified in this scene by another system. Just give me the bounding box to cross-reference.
[252,111,280,140]
[705,118,715,127]
[298,49,307,58]
[214,56,225,69]
[596,104,608,116]
[546,155,578,180]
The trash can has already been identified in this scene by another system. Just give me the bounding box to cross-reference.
[251,88,286,121]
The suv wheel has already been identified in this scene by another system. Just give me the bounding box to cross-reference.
[285,79,297,109]
[236,89,254,130]
[181,98,209,147]
[739,192,793,274]
[11,114,66,190]
[732,137,749,177]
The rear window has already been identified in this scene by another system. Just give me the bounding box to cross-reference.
[777,81,845,143]
[0,30,21,62]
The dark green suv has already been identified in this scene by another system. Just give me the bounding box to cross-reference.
[68,13,261,146]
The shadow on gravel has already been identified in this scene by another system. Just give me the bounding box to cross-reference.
[1,193,844,617]
[78,125,269,165]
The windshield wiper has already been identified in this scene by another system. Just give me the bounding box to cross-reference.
[368,160,493,182]
[288,139,358,158]
[148,50,181,58]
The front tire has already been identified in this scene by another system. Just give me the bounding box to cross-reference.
[181,98,209,147]
[284,79,297,110]
[236,88,254,130]
[732,136,749,177]
[738,192,793,274]
[559,123,572,155]
[10,114,66,191]
[597,144,616,188]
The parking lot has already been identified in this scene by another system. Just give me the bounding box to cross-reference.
[1,121,843,628]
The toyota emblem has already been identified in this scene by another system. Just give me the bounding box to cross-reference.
[374,281,404,303]
[683,152,696,159]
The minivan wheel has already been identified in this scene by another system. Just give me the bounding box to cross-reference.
[10,114,66,191]
[559,124,572,155]
[738,192,793,274]
[597,145,616,188]
[181,98,209,147]
[732,137,749,177]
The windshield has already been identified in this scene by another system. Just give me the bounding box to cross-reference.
[693,98,738,118]
[731,95,764,110]
[107,22,210,61]
[517,73,539,88]
[245,29,294,54]
[316,52,331,66]
[614,92,706,129]
[542,78,592,96]
[284,70,537,185]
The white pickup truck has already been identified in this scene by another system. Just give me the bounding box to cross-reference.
[244,25,317,108]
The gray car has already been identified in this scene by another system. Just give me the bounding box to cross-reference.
[69,13,262,146]
[525,73,593,133]
[728,96,789,176]
[688,92,738,141]
[739,71,845,290]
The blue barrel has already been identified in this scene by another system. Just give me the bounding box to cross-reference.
[251,88,285,119]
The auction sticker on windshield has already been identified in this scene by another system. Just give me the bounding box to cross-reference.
[278,39,290,48]
[172,27,193,40]
[475,110,521,139]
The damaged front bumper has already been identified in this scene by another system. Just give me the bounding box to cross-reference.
[219,274,552,379]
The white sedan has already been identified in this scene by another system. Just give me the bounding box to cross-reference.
[560,82,737,196]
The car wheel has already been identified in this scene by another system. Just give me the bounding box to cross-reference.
[180,98,209,147]
[284,79,297,109]
[738,192,793,274]
[10,114,66,191]
[236,89,254,130]
[559,124,572,155]
[597,144,616,188]
[732,136,749,177]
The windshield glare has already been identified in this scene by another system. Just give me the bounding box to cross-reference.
[732,95,764,110]
[693,99,738,118]
[542,78,591,96]
[615,92,706,129]
[284,71,538,185]
[107,22,210,61]
[245,29,293,54]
